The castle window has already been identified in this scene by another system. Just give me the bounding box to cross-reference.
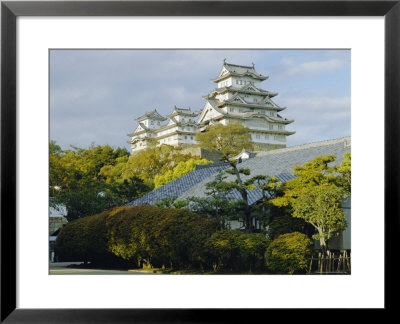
[269,124,274,130]
[150,121,154,125]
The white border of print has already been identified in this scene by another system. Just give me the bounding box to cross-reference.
[17,17,384,308]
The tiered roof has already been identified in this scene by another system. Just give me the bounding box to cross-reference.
[211,61,268,82]
[208,84,278,98]
[200,98,294,127]
[135,109,167,122]
[167,106,201,118]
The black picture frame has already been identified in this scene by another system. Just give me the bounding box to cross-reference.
[1,0,399,322]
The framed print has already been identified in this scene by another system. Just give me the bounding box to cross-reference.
[1,0,399,322]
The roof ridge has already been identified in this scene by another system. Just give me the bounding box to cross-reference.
[255,136,351,157]
[225,62,254,69]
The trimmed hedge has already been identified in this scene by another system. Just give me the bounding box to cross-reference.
[55,205,218,269]
[106,205,218,269]
[54,210,121,265]
[265,232,313,274]
[205,230,270,272]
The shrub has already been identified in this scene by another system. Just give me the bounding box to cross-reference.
[56,205,219,269]
[54,217,88,262]
[267,213,309,240]
[265,232,313,274]
[54,210,118,264]
[206,230,269,272]
[105,205,219,269]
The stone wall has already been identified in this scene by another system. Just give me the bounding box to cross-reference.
[253,143,286,151]
[182,144,285,161]
[181,146,223,162]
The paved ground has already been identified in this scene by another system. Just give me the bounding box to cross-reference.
[49,262,157,275]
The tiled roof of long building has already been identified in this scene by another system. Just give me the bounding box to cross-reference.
[127,162,230,206]
[128,137,351,207]
[179,137,351,204]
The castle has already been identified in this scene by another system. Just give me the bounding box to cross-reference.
[128,61,295,153]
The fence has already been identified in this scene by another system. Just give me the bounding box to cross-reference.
[309,250,351,274]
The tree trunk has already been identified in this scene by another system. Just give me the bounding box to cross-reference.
[319,237,327,256]
[231,164,253,233]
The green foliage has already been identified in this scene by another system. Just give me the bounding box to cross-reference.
[194,123,257,232]
[272,154,350,209]
[265,232,313,274]
[54,210,119,265]
[271,154,351,252]
[195,122,253,160]
[333,152,351,194]
[54,177,150,222]
[205,230,270,272]
[154,196,189,209]
[186,172,238,230]
[56,205,219,269]
[267,211,310,240]
[109,144,199,186]
[292,184,347,248]
[54,217,88,261]
[106,206,219,269]
[154,158,211,188]
[50,142,130,193]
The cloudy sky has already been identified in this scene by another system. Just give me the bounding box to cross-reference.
[50,49,350,151]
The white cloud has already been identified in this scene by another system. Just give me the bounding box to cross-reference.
[279,58,347,79]
[283,95,351,146]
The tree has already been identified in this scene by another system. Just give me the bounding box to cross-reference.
[154,158,211,188]
[195,122,254,158]
[187,172,238,230]
[196,123,256,232]
[100,144,200,188]
[49,141,150,220]
[271,154,351,254]
[247,174,281,230]
[333,152,351,194]
[291,184,347,253]
[272,154,350,208]
[49,141,130,194]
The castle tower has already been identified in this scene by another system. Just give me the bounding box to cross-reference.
[128,107,201,153]
[128,109,167,152]
[128,61,295,154]
[197,61,295,149]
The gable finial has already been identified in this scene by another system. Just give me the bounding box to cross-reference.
[223,58,226,64]
[252,62,255,68]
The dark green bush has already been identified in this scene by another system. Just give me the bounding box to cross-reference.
[56,205,219,269]
[54,210,121,265]
[54,217,88,262]
[106,205,218,269]
[265,232,313,274]
[205,230,269,272]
